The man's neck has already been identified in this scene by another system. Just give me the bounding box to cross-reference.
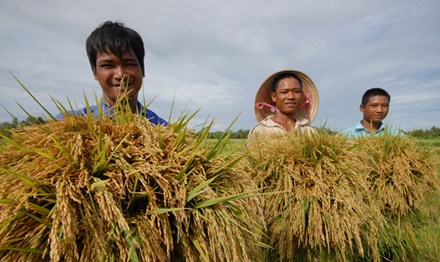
[272,112,296,131]
[361,119,382,133]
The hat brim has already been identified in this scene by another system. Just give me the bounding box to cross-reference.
[254,70,319,123]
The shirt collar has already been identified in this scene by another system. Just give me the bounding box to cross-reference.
[355,120,385,133]
[261,115,310,129]
[100,98,144,114]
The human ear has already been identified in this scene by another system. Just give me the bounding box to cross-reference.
[360,104,364,113]
[271,92,276,103]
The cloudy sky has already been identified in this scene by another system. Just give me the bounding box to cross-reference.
[1,0,439,131]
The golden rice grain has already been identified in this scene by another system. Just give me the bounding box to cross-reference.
[1,111,263,261]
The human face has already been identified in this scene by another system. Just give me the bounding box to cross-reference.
[360,95,390,124]
[93,50,143,106]
[271,77,304,116]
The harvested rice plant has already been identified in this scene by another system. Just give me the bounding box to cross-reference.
[353,135,439,261]
[247,132,384,261]
[416,140,440,261]
[0,107,264,261]
[247,131,439,261]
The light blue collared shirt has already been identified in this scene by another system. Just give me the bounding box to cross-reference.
[341,121,403,139]
[56,101,167,126]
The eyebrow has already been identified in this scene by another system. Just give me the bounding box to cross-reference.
[122,58,139,63]
[96,57,138,64]
[369,102,389,105]
[96,58,113,64]
[279,86,301,90]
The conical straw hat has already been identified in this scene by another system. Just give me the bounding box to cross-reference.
[254,70,319,123]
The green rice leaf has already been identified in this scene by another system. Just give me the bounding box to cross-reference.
[0,198,15,204]
[187,175,219,202]
[11,72,56,120]
[155,208,186,215]
[0,246,44,254]
[0,211,26,228]
[125,230,140,262]
[90,178,109,191]
[25,212,51,228]
[28,202,52,216]
[191,238,208,262]
[33,149,56,160]
[0,133,32,152]
[0,167,37,188]
[195,192,254,209]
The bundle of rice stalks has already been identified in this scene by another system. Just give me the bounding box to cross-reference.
[0,109,264,261]
[353,135,439,261]
[355,135,438,216]
[247,132,384,261]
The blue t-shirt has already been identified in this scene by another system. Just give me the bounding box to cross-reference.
[341,121,402,139]
[56,101,167,126]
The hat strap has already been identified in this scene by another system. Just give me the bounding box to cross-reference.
[255,101,278,113]
[297,96,311,109]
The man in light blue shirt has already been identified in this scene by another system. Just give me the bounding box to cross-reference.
[342,88,402,138]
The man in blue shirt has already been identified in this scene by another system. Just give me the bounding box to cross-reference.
[342,88,401,138]
[57,21,167,126]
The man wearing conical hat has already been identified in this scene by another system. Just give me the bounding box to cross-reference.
[248,70,319,139]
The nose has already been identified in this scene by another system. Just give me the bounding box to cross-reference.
[286,91,295,99]
[114,66,126,80]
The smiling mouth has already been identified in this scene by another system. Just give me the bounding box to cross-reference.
[115,75,132,88]
[112,81,133,88]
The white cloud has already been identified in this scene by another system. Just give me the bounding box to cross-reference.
[1,0,439,131]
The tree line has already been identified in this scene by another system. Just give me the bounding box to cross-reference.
[207,127,339,139]
[406,126,440,139]
[0,116,46,137]
[1,117,439,139]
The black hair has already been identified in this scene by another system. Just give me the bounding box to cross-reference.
[361,88,391,105]
[86,21,145,75]
[272,73,302,92]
